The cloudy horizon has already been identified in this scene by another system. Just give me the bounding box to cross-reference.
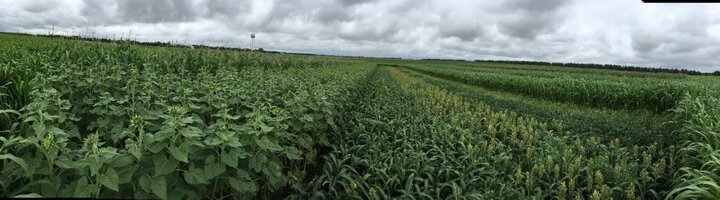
[2,0,720,72]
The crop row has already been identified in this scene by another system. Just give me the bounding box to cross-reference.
[400,64,710,112]
[457,62,691,79]
[430,63,693,82]
[300,67,675,199]
[667,95,720,199]
[396,67,675,146]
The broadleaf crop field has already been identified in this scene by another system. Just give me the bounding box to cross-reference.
[1,33,720,199]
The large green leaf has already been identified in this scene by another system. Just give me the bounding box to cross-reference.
[73,177,95,197]
[97,167,119,192]
[203,162,226,180]
[284,146,303,160]
[259,123,274,133]
[139,176,151,193]
[88,156,102,177]
[157,124,176,135]
[183,168,208,184]
[127,142,143,160]
[265,160,283,178]
[249,153,267,172]
[220,150,238,168]
[99,147,119,159]
[109,154,135,168]
[117,165,138,184]
[31,120,45,135]
[147,140,169,153]
[228,178,258,193]
[154,154,178,175]
[180,127,202,138]
[151,176,167,200]
[55,156,76,169]
[255,136,283,152]
[168,145,188,163]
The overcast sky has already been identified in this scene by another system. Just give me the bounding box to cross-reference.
[2,0,720,72]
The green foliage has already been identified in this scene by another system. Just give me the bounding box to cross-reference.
[0,65,34,134]
[397,64,715,112]
[298,67,677,199]
[397,67,675,146]
[0,34,373,199]
[2,33,718,200]
[667,95,720,200]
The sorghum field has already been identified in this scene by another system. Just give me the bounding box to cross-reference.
[1,33,720,199]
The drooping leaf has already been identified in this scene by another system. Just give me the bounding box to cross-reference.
[0,154,33,178]
[0,109,19,115]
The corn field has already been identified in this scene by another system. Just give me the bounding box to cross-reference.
[1,33,720,199]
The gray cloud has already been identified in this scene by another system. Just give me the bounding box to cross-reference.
[339,0,375,7]
[117,0,197,23]
[631,33,661,53]
[439,26,483,42]
[22,0,58,13]
[1,0,720,72]
[497,0,570,39]
[204,0,252,18]
[505,0,569,13]
[499,15,556,39]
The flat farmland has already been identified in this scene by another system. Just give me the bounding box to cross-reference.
[1,33,719,199]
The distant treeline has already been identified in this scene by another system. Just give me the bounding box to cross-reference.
[474,60,720,76]
[422,58,468,62]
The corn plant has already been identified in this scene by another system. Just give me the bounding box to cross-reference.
[667,94,720,200]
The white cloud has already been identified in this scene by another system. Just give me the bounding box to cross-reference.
[1,0,720,72]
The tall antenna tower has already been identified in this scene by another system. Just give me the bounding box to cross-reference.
[251,33,255,50]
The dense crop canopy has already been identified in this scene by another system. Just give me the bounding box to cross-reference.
[1,34,719,199]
